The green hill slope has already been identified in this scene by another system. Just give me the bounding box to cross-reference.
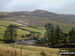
[0,19,45,42]
[0,10,75,31]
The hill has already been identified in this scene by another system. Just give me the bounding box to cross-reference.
[0,19,45,42]
[0,10,75,31]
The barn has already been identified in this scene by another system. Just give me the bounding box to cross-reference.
[14,39,37,45]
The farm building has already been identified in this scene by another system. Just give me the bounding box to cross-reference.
[14,39,37,45]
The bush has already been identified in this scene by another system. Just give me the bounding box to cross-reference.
[40,51,47,56]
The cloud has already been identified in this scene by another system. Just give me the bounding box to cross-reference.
[0,0,75,14]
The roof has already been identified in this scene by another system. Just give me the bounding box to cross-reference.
[14,39,37,45]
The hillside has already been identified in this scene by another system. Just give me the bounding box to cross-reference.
[0,44,60,56]
[0,19,45,42]
[0,10,75,56]
[0,10,75,31]
[0,43,75,56]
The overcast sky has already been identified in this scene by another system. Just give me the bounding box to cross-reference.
[0,0,75,14]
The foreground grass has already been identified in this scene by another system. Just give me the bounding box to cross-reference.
[0,44,60,56]
[0,44,74,56]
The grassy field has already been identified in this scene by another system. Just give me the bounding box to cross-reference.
[0,19,74,56]
[0,19,26,41]
[0,19,46,41]
[0,19,60,56]
[0,43,74,56]
[0,19,12,26]
[0,43,60,56]
[21,27,45,37]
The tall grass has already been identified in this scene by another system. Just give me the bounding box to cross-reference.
[0,44,60,56]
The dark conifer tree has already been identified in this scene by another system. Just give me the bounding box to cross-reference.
[54,25,63,47]
[45,23,55,47]
[4,24,17,43]
[63,33,68,47]
[69,28,75,45]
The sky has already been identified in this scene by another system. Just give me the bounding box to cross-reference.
[0,0,75,14]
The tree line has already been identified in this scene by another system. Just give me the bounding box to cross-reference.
[3,24,75,48]
[45,23,75,48]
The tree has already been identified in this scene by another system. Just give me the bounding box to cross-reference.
[45,23,55,47]
[62,33,68,47]
[54,25,63,47]
[33,32,41,40]
[68,28,75,45]
[21,35,25,38]
[40,51,47,56]
[4,24,17,43]
[45,23,54,30]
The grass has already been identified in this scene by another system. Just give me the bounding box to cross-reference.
[1,44,74,56]
[0,19,74,56]
[21,27,45,37]
[0,19,12,26]
[38,19,75,32]
[0,26,29,41]
[0,19,59,56]
[0,44,60,56]
[0,19,46,41]
[0,19,28,41]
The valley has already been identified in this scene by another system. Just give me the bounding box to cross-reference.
[0,10,75,56]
